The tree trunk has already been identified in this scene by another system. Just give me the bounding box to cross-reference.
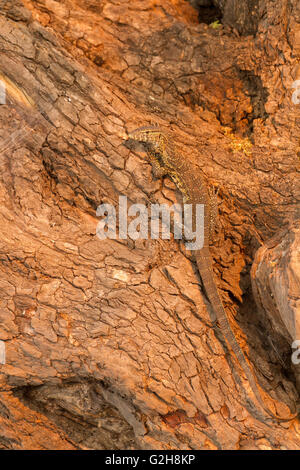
[0,0,299,450]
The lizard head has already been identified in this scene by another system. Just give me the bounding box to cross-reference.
[122,126,173,170]
[126,126,163,149]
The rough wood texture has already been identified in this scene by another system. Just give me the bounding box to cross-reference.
[251,221,300,355]
[0,0,299,449]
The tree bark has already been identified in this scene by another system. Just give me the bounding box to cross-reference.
[0,0,299,449]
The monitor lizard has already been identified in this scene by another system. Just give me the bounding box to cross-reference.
[123,125,298,422]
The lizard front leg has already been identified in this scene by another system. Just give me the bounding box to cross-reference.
[146,148,168,179]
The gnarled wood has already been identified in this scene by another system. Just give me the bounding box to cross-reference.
[0,0,299,450]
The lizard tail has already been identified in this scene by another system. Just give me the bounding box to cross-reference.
[195,249,298,422]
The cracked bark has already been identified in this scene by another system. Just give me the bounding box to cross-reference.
[0,0,299,450]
